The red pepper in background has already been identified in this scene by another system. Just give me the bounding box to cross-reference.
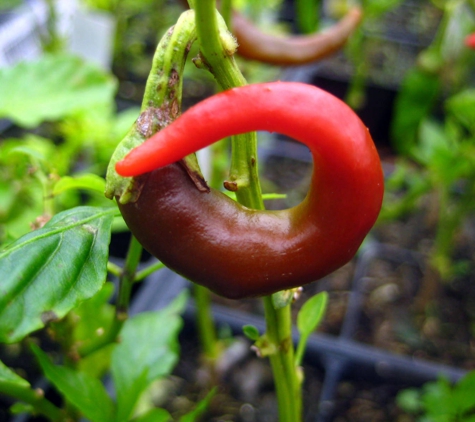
[465,33,475,49]
[232,8,362,65]
[116,82,384,299]
[176,0,362,65]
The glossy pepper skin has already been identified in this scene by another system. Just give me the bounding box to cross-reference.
[232,8,362,65]
[116,82,384,299]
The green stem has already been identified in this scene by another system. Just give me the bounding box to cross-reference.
[295,0,319,34]
[194,0,263,208]
[135,260,166,282]
[79,236,142,357]
[0,382,64,422]
[263,298,302,421]
[116,235,142,315]
[194,2,302,420]
[220,0,232,28]
[194,284,220,360]
[107,261,122,277]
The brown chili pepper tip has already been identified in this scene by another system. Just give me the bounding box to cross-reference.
[233,7,363,65]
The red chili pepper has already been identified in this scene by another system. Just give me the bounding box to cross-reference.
[116,82,384,299]
[232,8,362,65]
[465,33,475,49]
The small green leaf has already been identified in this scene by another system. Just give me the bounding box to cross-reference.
[180,388,217,422]
[446,89,475,133]
[0,53,117,128]
[0,360,30,388]
[396,388,422,414]
[262,193,287,200]
[295,292,328,367]
[31,345,115,422]
[111,293,187,422]
[453,371,475,415]
[297,292,328,336]
[422,378,455,420]
[71,283,115,378]
[242,325,260,341]
[413,119,450,166]
[9,402,35,416]
[0,206,117,343]
[390,68,440,156]
[132,408,172,422]
[53,174,106,195]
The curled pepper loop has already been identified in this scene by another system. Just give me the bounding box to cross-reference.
[116,82,384,299]
[232,8,362,65]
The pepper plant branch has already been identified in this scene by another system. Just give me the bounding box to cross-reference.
[135,260,166,282]
[107,261,122,277]
[194,284,220,361]
[0,382,64,422]
[194,2,301,420]
[104,13,199,355]
[78,235,142,358]
[193,0,264,209]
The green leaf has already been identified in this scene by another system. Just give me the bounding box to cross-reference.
[242,325,260,341]
[111,293,187,422]
[0,360,30,389]
[71,283,115,378]
[422,378,455,421]
[179,388,217,422]
[0,53,117,128]
[413,119,450,166]
[132,408,172,422]
[365,0,406,17]
[0,0,23,11]
[0,206,117,343]
[9,402,35,416]
[53,174,107,196]
[396,388,422,414]
[390,68,440,156]
[31,345,115,422]
[446,89,475,133]
[297,292,328,336]
[295,292,328,367]
[453,371,475,415]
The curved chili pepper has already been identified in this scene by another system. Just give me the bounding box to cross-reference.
[116,82,384,299]
[232,8,362,65]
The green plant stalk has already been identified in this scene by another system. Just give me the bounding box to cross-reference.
[295,0,319,34]
[104,10,199,352]
[194,284,220,360]
[263,298,302,421]
[116,235,143,316]
[194,0,263,208]
[0,382,63,422]
[194,1,302,420]
[135,260,166,282]
[193,139,232,362]
[431,177,475,280]
[220,0,232,27]
[79,235,142,358]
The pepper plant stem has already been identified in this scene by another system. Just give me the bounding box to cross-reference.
[194,0,263,209]
[0,382,64,422]
[194,2,302,420]
[79,235,142,358]
[194,284,220,360]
